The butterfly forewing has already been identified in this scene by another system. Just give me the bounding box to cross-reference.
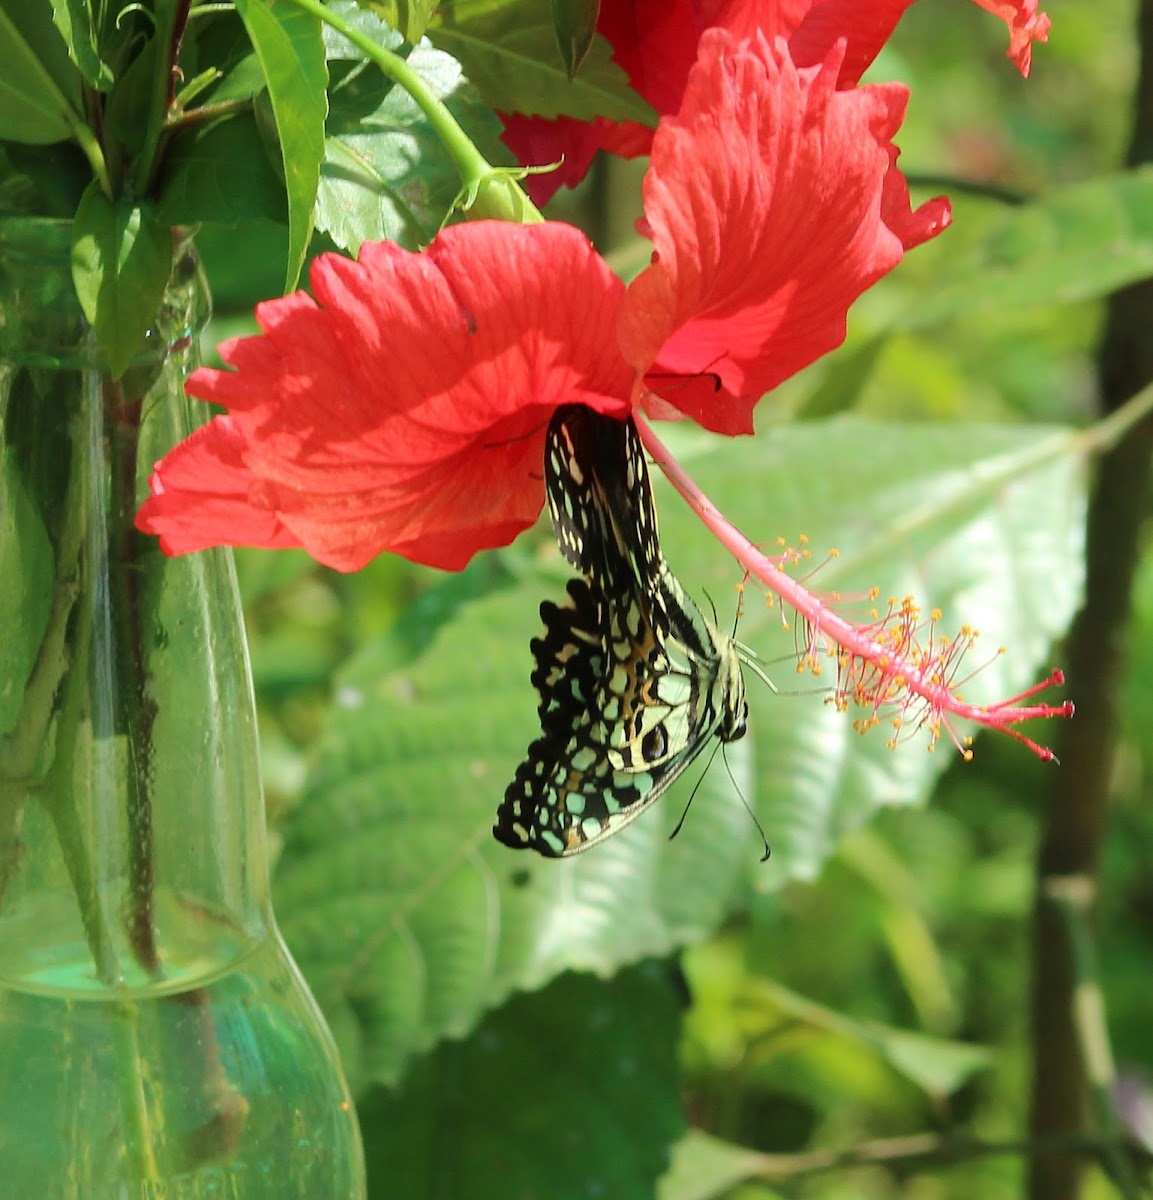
[495,406,748,857]
[544,405,662,589]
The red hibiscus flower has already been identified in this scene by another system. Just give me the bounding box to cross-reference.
[137,31,949,572]
[503,0,1050,205]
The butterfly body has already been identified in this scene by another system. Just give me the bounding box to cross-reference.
[495,406,747,857]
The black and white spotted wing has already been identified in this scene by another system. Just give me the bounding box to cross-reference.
[494,405,748,857]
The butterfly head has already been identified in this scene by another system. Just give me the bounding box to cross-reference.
[719,645,749,742]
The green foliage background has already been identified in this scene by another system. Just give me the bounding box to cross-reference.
[193,1,1152,1196]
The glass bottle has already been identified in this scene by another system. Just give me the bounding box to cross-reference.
[0,219,366,1198]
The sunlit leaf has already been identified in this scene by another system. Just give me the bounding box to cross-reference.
[318,17,503,251]
[276,418,1085,1084]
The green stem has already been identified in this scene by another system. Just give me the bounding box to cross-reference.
[728,1130,1153,1182]
[0,379,124,983]
[136,0,190,198]
[1028,2,1153,1194]
[0,473,83,909]
[106,377,161,975]
[112,1001,162,1182]
[283,0,531,202]
[901,172,1029,206]
[70,119,115,200]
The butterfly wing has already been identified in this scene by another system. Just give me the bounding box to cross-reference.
[543,404,661,589]
[494,407,747,857]
[496,570,720,856]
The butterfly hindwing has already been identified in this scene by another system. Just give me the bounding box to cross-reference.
[495,406,749,857]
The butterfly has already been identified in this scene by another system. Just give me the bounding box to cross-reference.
[493,404,749,857]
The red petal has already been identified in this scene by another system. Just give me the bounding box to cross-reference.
[784,0,916,84]
[138,222,632,572]
[500,113,649,207]
[968,0,1050,76]
[136,416,303,555]
[618,31,950,435]
[499,0,714,201]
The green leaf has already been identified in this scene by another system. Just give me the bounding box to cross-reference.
[0,427,54,735]
[154,115,287,227]
[276,572,754,1085]
[675,418,1084,879]
[358,964,685,1194]
[318,20,505,251]
[1,141,90,217]
[894,168,1153,329]
[234,0,327,292]
[50,0,113,89]
[659,1130,779,1200]
[353,0,439,43]
[738,977,991,1098]
[870,1026,992,1096]
[102,29,160,153]
[551,0,598,79]
[204,52,266,105]
[431,0,655,125]
[70,187,173,379]
[795,334,888,420]
[275,417,1085,1085]
[0,3,83,144]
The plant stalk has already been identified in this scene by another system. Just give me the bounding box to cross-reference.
[1026,0,1153,1194]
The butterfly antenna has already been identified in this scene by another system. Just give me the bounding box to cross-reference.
[730,573,777,695]
[668,744,772,863]
[668,740,723,843]
[702,586,720,627]
[722,747,772,862]
[735,645,779,695]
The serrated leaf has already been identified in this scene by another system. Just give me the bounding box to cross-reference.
[0,4,83,144]
[431,0,655,124]
[894,168,1153,328]
[276,575,754,1085]
[551,0,598,79]
[275,418,1085,1085]
[663,418,1086,880]
[234,0,327,292]
[70,188,173,379]
[318,14,504,251]
[358,964,684,1195]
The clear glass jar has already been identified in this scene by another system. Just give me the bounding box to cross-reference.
[0,219,366,1198]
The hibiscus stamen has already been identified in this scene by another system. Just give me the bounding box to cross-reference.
[636,415,1074,761]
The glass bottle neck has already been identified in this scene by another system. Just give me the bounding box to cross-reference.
[0,219,271,997]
